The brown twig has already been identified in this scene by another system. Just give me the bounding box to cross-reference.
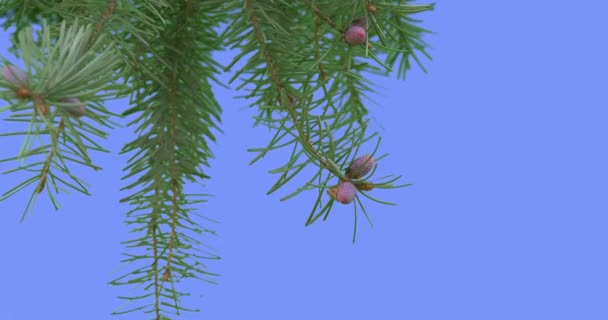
[302,0,342,32]
[36,118,65,193]
[95,0,117,36]
[186,0,194,17]
[163,65,180,314]
[150,191,160,320]
[314,15,328,82]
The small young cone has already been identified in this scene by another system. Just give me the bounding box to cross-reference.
[327,181,357,204]
[60,97,86,118]
[345,25,366,45]
[336,181,356,204]
[2,65,27,86]
[162,268,171,281]
[346,154,375,179]
[351,17,368,29]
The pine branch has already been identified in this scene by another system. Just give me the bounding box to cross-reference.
[112,1,223,318]
[2,0,434,317]
[0,19,120,220]
[244,0,343,178]
[221,0,432,239]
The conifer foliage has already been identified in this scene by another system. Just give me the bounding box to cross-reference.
[0,0,433,318]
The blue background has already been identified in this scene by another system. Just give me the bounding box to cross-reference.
[1,1,607,319]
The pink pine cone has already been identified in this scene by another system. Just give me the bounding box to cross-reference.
[347,154,375,179]
[351,17,368,29]
[345,25,366,45]
[336,181,356,204]
[60,97,86,118]
[2,65,27,86]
